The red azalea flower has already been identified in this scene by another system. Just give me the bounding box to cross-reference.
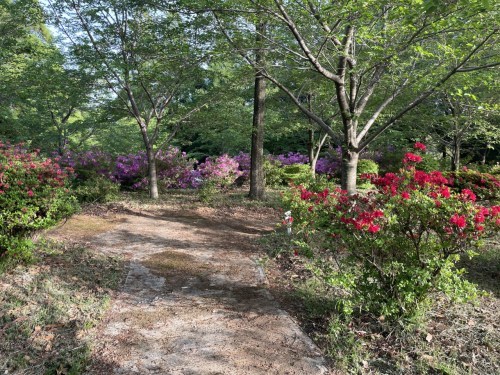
[401,191,410,200]
[439,186,451,198]
[27,190,34,197]
[434,200,442,207]
[474,212,485,223]
[461,189,477,202]
[414,142,426,151]
[450,213,466,228]
[403,152,423,164]
[368,224,380,233]
[300,189,313,200]
[489,206,500,216]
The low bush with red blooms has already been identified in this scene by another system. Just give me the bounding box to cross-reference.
[0,142,78,259]
[445,169,500,202]
[283,142,499,320]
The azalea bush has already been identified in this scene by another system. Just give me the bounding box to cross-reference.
[58,148,115,181]
[198,154,241,188]
[0,142,78,259]
[283,143,499,320]
[445,169,500,202]
[61,147,201,192]
[110,147,201,189]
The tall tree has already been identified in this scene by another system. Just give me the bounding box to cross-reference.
[48,0,213,198]
[237,0,499,194]
[249,19,267,199]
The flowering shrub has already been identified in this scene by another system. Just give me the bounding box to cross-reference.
[198,154,241,188]
[114,152,148,188]
[0,142,78,259]
[61,147,201,192]
[283,143,499,320]
[155,148,201,189]
[445,170,500,202]
[315,156,339,176]
[276,152,309,166]
[233,152,251,179]
[58,149,115,181]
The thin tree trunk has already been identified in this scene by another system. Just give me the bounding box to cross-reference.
[307,94,316,179]
[308,129,314,172]
[249,21,267,200]
[481,148,487,165]
[146,145,159,199]
[341,149,359,195]
[451,136,460,172]
[137,119,159,199]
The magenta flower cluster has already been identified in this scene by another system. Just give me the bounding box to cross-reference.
[198,154,242,187]
[58,148,348,191]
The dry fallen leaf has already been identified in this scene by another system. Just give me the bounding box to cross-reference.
[426,333,433,342]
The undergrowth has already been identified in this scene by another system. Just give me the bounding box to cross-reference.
[0,239,124,374]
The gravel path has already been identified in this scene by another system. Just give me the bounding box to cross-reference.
[71,206,329,374]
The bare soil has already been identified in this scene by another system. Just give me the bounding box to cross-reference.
[48,202,330,374]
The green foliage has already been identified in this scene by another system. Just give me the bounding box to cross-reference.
[466,163,500,175]
[416,154,443,172]
[0,143,78,260]
[357,159,379,175]
[197,180,219,204]
[73,176,120,204]
[357,159,379,189]
[281,163,312,186]
[263,159,285,188]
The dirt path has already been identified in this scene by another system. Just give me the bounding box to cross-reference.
[51,205,329,374]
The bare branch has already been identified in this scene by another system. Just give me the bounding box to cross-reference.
[360,29,498,149]
[273,0,341,84]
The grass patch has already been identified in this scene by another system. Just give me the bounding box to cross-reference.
[115,188,283,211]
[0,239,124,374]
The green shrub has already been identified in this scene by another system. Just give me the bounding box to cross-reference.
[416,154,444,172]
[0,143,78,260]
[197,179,219,204]
[466,163,500,176]
[357,159,379,175]
[357,159,379,189]
[263,159,285,188]
[73,175,120,203]
[282,163,313,186]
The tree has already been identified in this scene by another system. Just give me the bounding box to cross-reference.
[0,0,49,137]
[236,0,499,194]
[48,0,213,198]
[432,89,499,170]
[249,19,267,199]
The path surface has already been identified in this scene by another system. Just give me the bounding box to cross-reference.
[53,206,329,374]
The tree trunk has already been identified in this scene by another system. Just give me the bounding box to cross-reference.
[481,148,487,165]
[146,145,159,199]
[249,21,267,200]
[310,156,318,179]
[341,149,359,195]
[308,128,315,179]
[138,120,159,199]
[451,136,460,172]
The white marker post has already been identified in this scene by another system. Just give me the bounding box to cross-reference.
[284,211,293,236]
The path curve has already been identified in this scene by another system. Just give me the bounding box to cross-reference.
[60,206,329,374]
